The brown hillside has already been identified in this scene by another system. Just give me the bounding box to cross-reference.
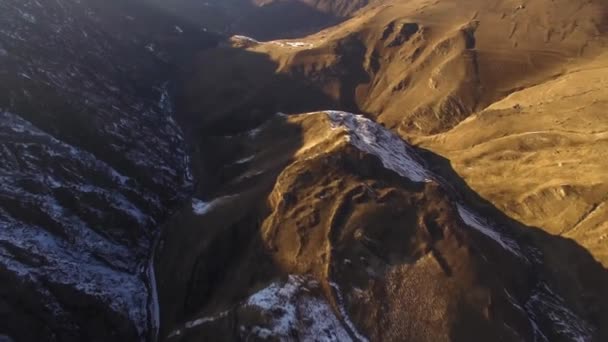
[177,0,608,269]
[416,53,608,267]
[161,0,608,341]
[156,111,607,341]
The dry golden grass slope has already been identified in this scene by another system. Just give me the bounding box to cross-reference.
[163,1,608,340]
[190,0,608,266]
[417,53,608,266]
[247,0,606,130]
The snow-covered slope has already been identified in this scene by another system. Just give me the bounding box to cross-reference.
[0,0,218,340]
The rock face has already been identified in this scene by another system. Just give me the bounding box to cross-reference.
[0,0,218,340]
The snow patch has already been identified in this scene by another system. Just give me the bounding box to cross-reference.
[525,283,593,342]
[271,41,314,49]
[456,205,524,258]
[319,110,591,342]
[0,109,188,337]
[233,155,255,165]
[191,196,236,216]
[325,111,431,183]
[245,276,355,341]
[232,35,260,44]
[185,310,229,329]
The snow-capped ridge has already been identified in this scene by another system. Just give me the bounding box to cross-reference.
[325,110,431,183]
[244,276,354,341]
[320,110,592,342]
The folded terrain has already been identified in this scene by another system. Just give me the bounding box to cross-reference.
[1,0,607,341]
[155,111,605,341]
[167,0,608,340]
[176,0,608,272]
[0,0,218,340]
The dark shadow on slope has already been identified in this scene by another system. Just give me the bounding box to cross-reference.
[231,1,341,40]
[334,34,373,112]
[154,117,306,341]
[155,45,342,339]
[172,46,342,195]
[416,147,608,341]
[148,0,368,41]
[0,1,223,341]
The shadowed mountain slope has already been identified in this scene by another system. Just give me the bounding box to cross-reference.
[0,0,219,340]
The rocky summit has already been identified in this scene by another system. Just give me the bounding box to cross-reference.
[1,1,607,342]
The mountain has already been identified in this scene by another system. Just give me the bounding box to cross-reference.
[155,110,600,341]
[167,0,608,340]
[0,0,219,340]
[1,0,607,341]
[148,0,371,40]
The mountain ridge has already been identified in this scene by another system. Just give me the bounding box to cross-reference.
[1,0,607,341]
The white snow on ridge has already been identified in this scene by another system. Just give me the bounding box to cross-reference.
[232,35,259,44]
[323,111,528,259]
[325,111,431,183]
[247,125,264,138]
[233,155,255,165]
[285,41,313,48]
[271,41,314,48]
[245,275,354,341]
[525,283,594,342]
[320,111,592,341]
[0,212,148,336]
[0,110,163,337]
[166,276,356,340]
[192,199,214,215]
[456,205,524,258]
